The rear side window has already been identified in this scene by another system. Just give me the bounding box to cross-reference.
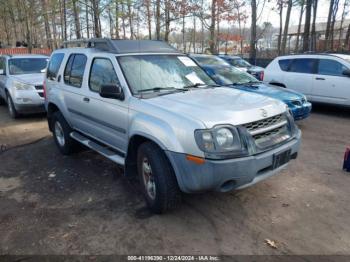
[89,58,121,92]
[278,59,291,71]
[289,58,316,74]
[318,59,348,76]
[64,54,87,88]
[47,53,64,80]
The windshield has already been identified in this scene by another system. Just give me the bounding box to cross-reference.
[230,58,251,68]
[212,66,259,85]
[192,56,230,66]
[118,55,215,94]
[9,58,48,75]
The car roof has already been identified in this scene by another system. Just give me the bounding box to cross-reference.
[218,55,242,59]
[59,39,181,55]
[275,53,350,60]
[2,54,49,59]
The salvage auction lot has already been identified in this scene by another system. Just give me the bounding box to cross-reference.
[0,104,349,255]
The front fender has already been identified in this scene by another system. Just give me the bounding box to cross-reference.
[128,112,184,153]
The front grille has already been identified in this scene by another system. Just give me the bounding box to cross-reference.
[242,113,290,149]
[35,85,43,90]
[243,113,285,133]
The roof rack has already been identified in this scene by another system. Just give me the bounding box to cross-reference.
[62,38,181,54]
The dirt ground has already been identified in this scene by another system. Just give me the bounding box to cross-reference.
[0,103,350,256]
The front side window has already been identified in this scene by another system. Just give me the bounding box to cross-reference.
[64,54,87,88]
[89,58,120,92]
[47,53,64,80]
[9,58,48,75]
[210,66,259,85]
[192,56,229,66]
[118,55,215,94]
[289,58,317,74]
[0,58,6,73]
[318,59,348,76]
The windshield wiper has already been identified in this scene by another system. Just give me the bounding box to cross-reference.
[138,87,176,93]
[183,83,220,89]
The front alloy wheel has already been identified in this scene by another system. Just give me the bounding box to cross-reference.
[142,157,156,200]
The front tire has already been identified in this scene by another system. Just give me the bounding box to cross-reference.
[137,142,181,214]
[7,94,19,118]
[52,111,77,155]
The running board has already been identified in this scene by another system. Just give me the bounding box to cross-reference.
[70,131,125,165]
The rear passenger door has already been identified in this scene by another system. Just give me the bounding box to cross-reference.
[282,58,317,97]
[312,58,350,105]
[82,57,129,153]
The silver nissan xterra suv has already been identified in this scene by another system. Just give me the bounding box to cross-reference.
[44,39,301,213]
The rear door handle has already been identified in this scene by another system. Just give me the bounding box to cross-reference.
[83,97,90,102]
[315,77,325,80]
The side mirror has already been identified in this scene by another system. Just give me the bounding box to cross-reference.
[99,84,124,100]
[0,69,5,75]
[343,69,350,77]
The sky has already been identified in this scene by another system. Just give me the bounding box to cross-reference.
[258,0,347,27]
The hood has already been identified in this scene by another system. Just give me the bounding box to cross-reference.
[247,66,264,72]
[12,73,45,86]
[143,87,286,128]
[234,83,303,102]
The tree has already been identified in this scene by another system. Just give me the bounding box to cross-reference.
[294,0,305,53]
[281,0,293,55]
[249,0,257,64]
[303,0,312,52]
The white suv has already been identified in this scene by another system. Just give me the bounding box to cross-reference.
[264,54,350,106]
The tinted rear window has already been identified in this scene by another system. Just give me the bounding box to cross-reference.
[289,58,316,74]
[278,59,291,71]
[47,53,64,80]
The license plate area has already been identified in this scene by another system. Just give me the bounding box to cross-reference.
[273,149,291,169]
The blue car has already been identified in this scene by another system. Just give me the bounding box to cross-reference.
[190,54,312,120]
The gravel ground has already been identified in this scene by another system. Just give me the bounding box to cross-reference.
[0,103,350,256]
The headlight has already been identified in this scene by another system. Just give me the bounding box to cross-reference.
[13,80,34,90]
[195,125,247,158]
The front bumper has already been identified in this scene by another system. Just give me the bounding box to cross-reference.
[166,130,301,193]
[290,102,312,121]
[12,90,45,114]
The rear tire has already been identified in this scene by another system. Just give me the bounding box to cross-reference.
[52,111,77,155]
[137,142,181,214]
[7,94,19,118]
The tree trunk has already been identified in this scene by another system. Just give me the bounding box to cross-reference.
[155,0,160,40]
[193,16,196,53]
[164,8,170,42]
[345,23,350,50]
[209,0,216,54]
[63,0,67,41]
[41,0,52,48]
[121,1,126,39]
[338,0,348,50]
[182,15,186,52]
[277,2,283,55]
[72,0,82,39]
[294,1,304,53]
[145,0,152,40]
[303,0,312,52]
[249,0,257,64]
[85,0,90,38]
[311,0,318,51]
[281,0,293,55]
[115,0,119,38]
[325,0,335,50]
[127,0,133,39]
[91,0,101,38]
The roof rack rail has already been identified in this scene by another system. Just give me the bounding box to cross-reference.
[62,38,181,54]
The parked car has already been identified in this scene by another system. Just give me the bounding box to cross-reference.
[219,54,265,80]
[45,39,301,213]
[264,53,350,106]
[190,54,311,121]
[0,54,49,118]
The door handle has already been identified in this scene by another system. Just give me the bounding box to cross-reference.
[315,77,325,80]
[83,97,90,102]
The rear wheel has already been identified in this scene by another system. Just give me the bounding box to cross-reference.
[137,142,181,214]
[52,111,77,155]
[7,94,19,118]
